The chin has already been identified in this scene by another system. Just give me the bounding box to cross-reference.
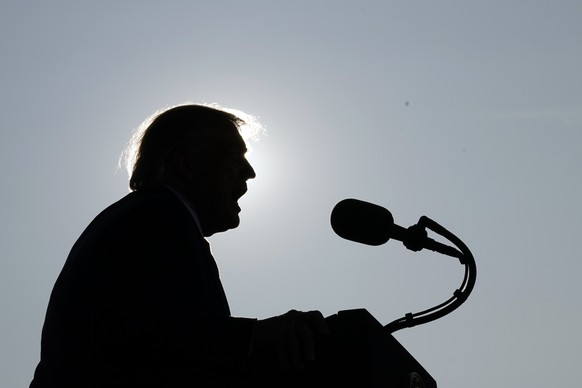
[229,216,241,229]
[209,216,240,236]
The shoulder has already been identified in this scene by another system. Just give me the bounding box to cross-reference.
[73,186,198,254]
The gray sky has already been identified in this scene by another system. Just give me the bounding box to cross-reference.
[2,1,581,387]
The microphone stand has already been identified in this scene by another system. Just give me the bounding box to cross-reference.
[248,215,476,387]
[384,216,477,334]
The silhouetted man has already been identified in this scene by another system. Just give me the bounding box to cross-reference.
[30,104,328,387]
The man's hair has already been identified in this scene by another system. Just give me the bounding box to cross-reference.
[121,103,256,191]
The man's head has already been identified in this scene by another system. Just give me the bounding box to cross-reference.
[123,104,258,236]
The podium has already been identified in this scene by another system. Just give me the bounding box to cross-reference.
[249,309,436,387]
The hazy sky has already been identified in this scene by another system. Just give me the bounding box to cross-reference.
[2,1,581,387]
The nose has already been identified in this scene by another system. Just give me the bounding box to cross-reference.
[243,158,256,180]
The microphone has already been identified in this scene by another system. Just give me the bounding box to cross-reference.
[330,198,396,246]
[330,198,462,258]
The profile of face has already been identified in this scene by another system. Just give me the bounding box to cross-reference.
[176,124,256,236]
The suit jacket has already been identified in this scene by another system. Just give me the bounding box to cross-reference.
[30,185,256,388]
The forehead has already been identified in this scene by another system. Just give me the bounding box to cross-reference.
[182,121,247,150]
[208,123,247,152]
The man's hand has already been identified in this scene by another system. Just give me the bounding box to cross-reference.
[252,310,329,370]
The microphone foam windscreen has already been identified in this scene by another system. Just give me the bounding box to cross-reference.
[330,199,394,246]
